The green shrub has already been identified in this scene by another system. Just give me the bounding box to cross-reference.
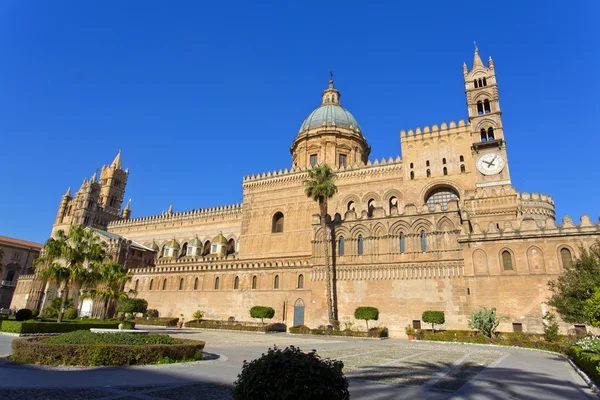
[1,320,120,334]
[63,308,78,320]
[119,320,136,330]
[41,297,73,319]
[11,335,205,366]
[354,307,379,330]
[250,306,275,324]
[145,309,159,318]
[570,345,600,383]
[134,317,179,327]
[116,298,148,318]
[289,325,312,334]
[422,311,445,333]
[542,312,560,342]
[468,307,505,338]
[192,310,205,321]
[232,345,349,400]
[15,309,33,322]
[184,320,285,332]
[42,331,178,345]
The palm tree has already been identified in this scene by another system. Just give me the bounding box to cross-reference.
[304,164,338,325]
[34,226,106,322]
[93,261,132,319]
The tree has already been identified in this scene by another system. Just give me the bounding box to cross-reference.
[250,306,275,325]
[93,261,132,319]
[584,288,600,327]
[116,297,148,319]
[304,164,338,325]
[422,311,445,333]
[548,243,600,323]
[34,227,106,322]
[354,307,379,330]
[468,307,506,338]
[542,312,560,342]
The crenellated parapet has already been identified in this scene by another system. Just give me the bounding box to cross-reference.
[108,203,243,228]
[400,120,470,142]
[242,156,403,189]
[519,192,556,220]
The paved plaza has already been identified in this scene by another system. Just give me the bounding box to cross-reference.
[0,327,595,399]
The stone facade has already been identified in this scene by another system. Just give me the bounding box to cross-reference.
[14,47,600,336]
[0,235,42,309]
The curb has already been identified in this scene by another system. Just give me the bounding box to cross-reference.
[287,332,389,340]
[566,356,600,398]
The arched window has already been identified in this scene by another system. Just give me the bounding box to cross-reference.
[274,275,279,289]
[194,277,199,290]
[180,243,188,258]
[252,275,257,289]
[502,251,513,270]
[460,164,466,173]
[297,274,304,289]
[560,248,573,269]
[426,169,431,177]
[426,187,460,211]
[179,278,184,290]
[214,277,220,289]
[483,99,491,113]
[226,238,236,255]
[477,101,483,114]
[135,279,139,291]
[474,79,478,88]
[272,212,284,233]
[234,276,239,289]
[459,155,464,162]
[347,201,355,211]
[358,235,364,255]
[338,236,345,256]
[410,162,414,168]
[162,279,167,290]
[202,241,211,256]
[487,127,494,140]
[480,128,487,142]
[426,160,430,167]
[443,167,448,176]
[410,171,415,180]
[483,77,487,86]
[367,199,375,217]
[389,196,397,214]
[442,158,446,164]
[149,279,154,290]
[400,233,405,253]
[421,231,427,252]
[478,78,483,87]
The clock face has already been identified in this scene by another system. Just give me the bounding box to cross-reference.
[477,153,505,175]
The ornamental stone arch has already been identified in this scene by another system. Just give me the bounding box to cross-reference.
[556,244,575,270]
[411,218,434,234]
[340,194,361,214]
[420,180,462,207]
[349,224,370,239]
[372,222,387,237]
[473,118,499,132]
[499,247,516,272]
[526,246,545,273]
[389,220,411,235]
[472,249,489,275]
[436,216,455,232]
[361,191,382,205]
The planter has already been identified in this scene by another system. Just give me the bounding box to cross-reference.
[176,322,183,329]
[407,334,415,340]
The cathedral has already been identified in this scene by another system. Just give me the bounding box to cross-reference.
[12,47,600,335]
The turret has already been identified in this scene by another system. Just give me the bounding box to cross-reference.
[122,199,132,219]
[55,187,72,224]
[99,149,128,214]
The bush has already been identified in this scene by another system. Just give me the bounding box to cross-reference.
[571,345,600,383]
[116,298,148,318]
[354,307,379,330]
[422,311,445,333]
[289,325,312,334]
[63,308,78,320]
[134,317,179,327]
[232,345,349,400]
[542,312,560,342]
[468,307,505,338]
[145,309,159,318]
[250,306,275,324]
[1,320,120,334]
[11,334,205,366]
[41,297,73,319]
[15,309,33,322]
[192,310,205,321]
[184,320,285,332]
[42,331,177,345]
[119,320,136,330]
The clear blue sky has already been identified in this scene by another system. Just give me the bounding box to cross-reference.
[1,1,598,244]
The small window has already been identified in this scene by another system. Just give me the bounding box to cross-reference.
[442,158,446,164]
[502,250,513,271]
[488,127,495,140]
[459,155,464,162]
[338,237,345,256]
[477,101,483,115]
[574,324,587,335]
[187,246,193,255]
[272,212,284,233]
[426,169,431,177]
[162,279,167,290]
[164,248,170,257]
[149,279,154,290]
[347,201,355,211]
[400,233,405,253]
[135,279,139,291]
[560,248,573,269]
[297,274,304,289]
[410,162,414,168]
[358,235,364,255]
[426,160,430,167]
[421,231,427,252]
[474,79,478,88]
[483,77,487,86]
[467,287,471,295]
[194,277,199,290]
[410,171,414,180]
[6,270,16,282]
[211,244,217,253]
[252,275,257,289]
[179,278,184,290]
[310,154,318,167]
[460,164,466,173]
[214,277,220,290]
[274,275,279,289]
[413,320,421,329]
[512,323,523,332]
[484,99,491,113]
[234,276,239,289]
[443,167,448,176]
[338,154,347,168]
[480,128,487,142]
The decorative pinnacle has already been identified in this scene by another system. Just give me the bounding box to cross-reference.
[64,187,71,197]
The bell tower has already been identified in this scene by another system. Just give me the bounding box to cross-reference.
[464,45,511,187]
[99,150,129,215]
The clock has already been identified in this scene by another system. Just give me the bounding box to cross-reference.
[476,153,505,175]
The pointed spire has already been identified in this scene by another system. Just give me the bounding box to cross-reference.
[167,203,173,213]
[111,149,123,169]
[124,199,131,210]
[462,62,468,76]
[64,187,71,197]
[91,169,97,183]
[473,42,484,69]
[488,56,495,70]
[321,72,341,106]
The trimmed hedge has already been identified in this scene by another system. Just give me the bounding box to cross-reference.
[134,317,179,327]
[185,320,286,332]
[11,335,205,366]
[289,325,388,338]
[1,320,120,334]
[570,346,600,384]
[42,331,179,345]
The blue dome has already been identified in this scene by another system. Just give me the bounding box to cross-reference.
[299,105,362,134]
